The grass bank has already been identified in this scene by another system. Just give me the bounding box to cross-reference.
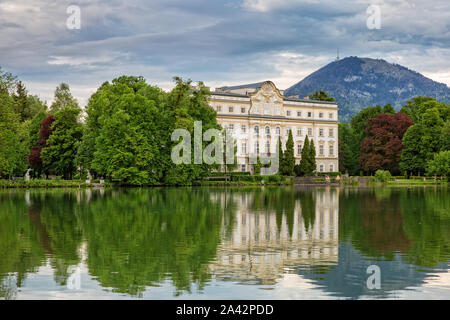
[0,179,92,189]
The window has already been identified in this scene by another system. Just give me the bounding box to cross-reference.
[297,128,302,136]
[319,145,324,155]
[319,128,324,137]
[308,128,313,136]
[265,126,270,135]
[241,142,247,154]
[319,112,323,118]
[308,112,312,118]
[298,144,302,155]
[217,105,222,112]
[229,124,234,132]
[229,106,234,113]
[329,145,334,156]
[255,141,260,154]
[265,141,270,154]
[264,103,270,115]
[254,125,259,135]
[241,125,246,133]
[329,128,333,137]
[320,164,324,172]
[275,105,281,115]
[241,107,246,113]
[286,128,291,136]
[297,111,302,117]
[330,164,334,172]
[329,113,333,119]
[286,110,291,116]
[276,127,280,135]
[242,164,246,172]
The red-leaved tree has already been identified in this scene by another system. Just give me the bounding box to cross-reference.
[28,115,55,177]
[359,113,413,174]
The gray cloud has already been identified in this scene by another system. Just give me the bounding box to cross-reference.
[0,0,449,106]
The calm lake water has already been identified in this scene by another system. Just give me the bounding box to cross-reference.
[0,186,449,300]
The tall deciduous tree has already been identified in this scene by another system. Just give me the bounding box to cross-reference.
[338,123,359,175]
[0,93,22,178]
[29,115,55,178]
[400,101,449,175]
[426,151,450,180]
[82,76,220,186]
[49,83,79,114]
[359,112,413,174]
[41,108,82,179]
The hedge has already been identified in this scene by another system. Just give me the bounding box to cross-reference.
[0,179,91,188]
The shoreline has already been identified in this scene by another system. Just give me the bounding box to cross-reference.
[0,178,447,189]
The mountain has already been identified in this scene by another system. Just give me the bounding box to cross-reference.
[284,56,450,122]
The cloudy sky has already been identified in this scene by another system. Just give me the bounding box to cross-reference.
[0,0,449,106]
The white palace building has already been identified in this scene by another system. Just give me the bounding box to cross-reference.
[208,81,339,173]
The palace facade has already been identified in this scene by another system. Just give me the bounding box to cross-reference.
[208,81,339,173]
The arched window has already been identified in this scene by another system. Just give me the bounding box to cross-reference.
[276,127,280,135]
[254,125,259,135]
[255,141,260,154]
[265,126,270,135]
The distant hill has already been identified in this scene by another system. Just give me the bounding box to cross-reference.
[284,56,450,122]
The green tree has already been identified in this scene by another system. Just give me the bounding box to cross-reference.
[440,121,450,151]
[84,76,220,186]
[49,83,79,114]
[400,102,449,175]
[299,136,311,175]
[12,81,28,121]
[382,104,395,114]
[338,123,359,175]
[309,139,317,174]
[426,151,450,180]
[41,107,83,179]
[399,97,446,123]
[308,90,335,102]
[281,129,295,175]
[0,67,17,95]
[350,105,383,138]
[0,91,25,178]
[274,136,283,175]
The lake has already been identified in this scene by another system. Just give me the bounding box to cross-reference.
[0,186,449,300]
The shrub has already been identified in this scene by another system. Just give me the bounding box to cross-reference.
[373,170,392,182]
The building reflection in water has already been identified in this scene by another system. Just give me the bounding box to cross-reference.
[210,187,339,285]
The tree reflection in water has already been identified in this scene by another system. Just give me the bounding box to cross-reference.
[0,186,448,299]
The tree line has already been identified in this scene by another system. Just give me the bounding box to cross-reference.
[0,69,222,185]
[338,97,449,178]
